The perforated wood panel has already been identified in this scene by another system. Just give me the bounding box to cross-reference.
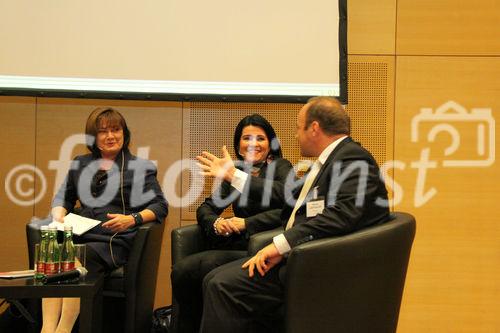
[181,58,394,220]
[346,55,395,167]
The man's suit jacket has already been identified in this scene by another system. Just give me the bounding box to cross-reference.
[281,137,390,249]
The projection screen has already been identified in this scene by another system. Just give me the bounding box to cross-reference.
[0,0,347,102]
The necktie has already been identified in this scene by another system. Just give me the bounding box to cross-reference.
[285,160,321,230]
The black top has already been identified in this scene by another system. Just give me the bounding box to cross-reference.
[197,158,293,250]
[52,151,168,268]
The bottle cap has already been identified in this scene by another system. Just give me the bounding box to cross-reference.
[41,225,49,231]
[64,225,73,231]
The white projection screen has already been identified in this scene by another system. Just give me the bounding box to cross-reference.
[0,0,347,102]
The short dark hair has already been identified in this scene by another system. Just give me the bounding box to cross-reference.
[304,96,350,136]
[233,114,283,160]
[85,107,131,155]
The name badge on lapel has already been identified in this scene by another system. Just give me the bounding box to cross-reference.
[306,187,324,217]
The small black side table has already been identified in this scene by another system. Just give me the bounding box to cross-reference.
[0,275,103,333]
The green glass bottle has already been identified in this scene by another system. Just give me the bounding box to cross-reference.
[61,225,76,272]
[35,225,49,280]
[45,226,60,275]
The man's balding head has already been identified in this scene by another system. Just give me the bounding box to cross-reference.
[303,96,350,136]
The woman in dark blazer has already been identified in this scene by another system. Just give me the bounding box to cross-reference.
[171,114,293,333]
[42,107,168,333]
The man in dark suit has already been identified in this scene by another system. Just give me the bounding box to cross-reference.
[199,96,390,333]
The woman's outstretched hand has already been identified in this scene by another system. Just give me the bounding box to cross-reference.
[196,145,236,182]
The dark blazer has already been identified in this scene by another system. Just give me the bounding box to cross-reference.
[52,151,168,267]
[252,137,389,249]
[283,137,389,248]
[197,157,293,249]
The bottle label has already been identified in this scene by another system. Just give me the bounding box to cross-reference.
[36,261,45,274]
[45,262,59,275]
[61,261,75,272]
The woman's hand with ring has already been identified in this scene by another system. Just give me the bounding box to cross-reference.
[216,218,233,237]
[226,217,246,233]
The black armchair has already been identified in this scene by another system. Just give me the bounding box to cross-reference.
[26,219,165,333]
[172,212,415,333]
[248,211,416,333]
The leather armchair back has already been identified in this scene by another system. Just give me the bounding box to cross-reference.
[171,224,208,265]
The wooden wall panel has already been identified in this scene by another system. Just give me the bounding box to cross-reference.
[348,0,396,54]
[397,0,500,55]
[34,98,182,307]
[346,55,395,203]
[394,57,500,332]
[0,97,36,271]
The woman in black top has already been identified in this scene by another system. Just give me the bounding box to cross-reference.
[171,114,293,333]
[42,107,168,333]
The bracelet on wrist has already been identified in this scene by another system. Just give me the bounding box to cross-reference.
[213,217,223,235]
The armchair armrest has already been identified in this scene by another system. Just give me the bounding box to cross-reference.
[124,222,164,291]
[123,222,165,333]
[247,227,282,256]
[171,224,208,265]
